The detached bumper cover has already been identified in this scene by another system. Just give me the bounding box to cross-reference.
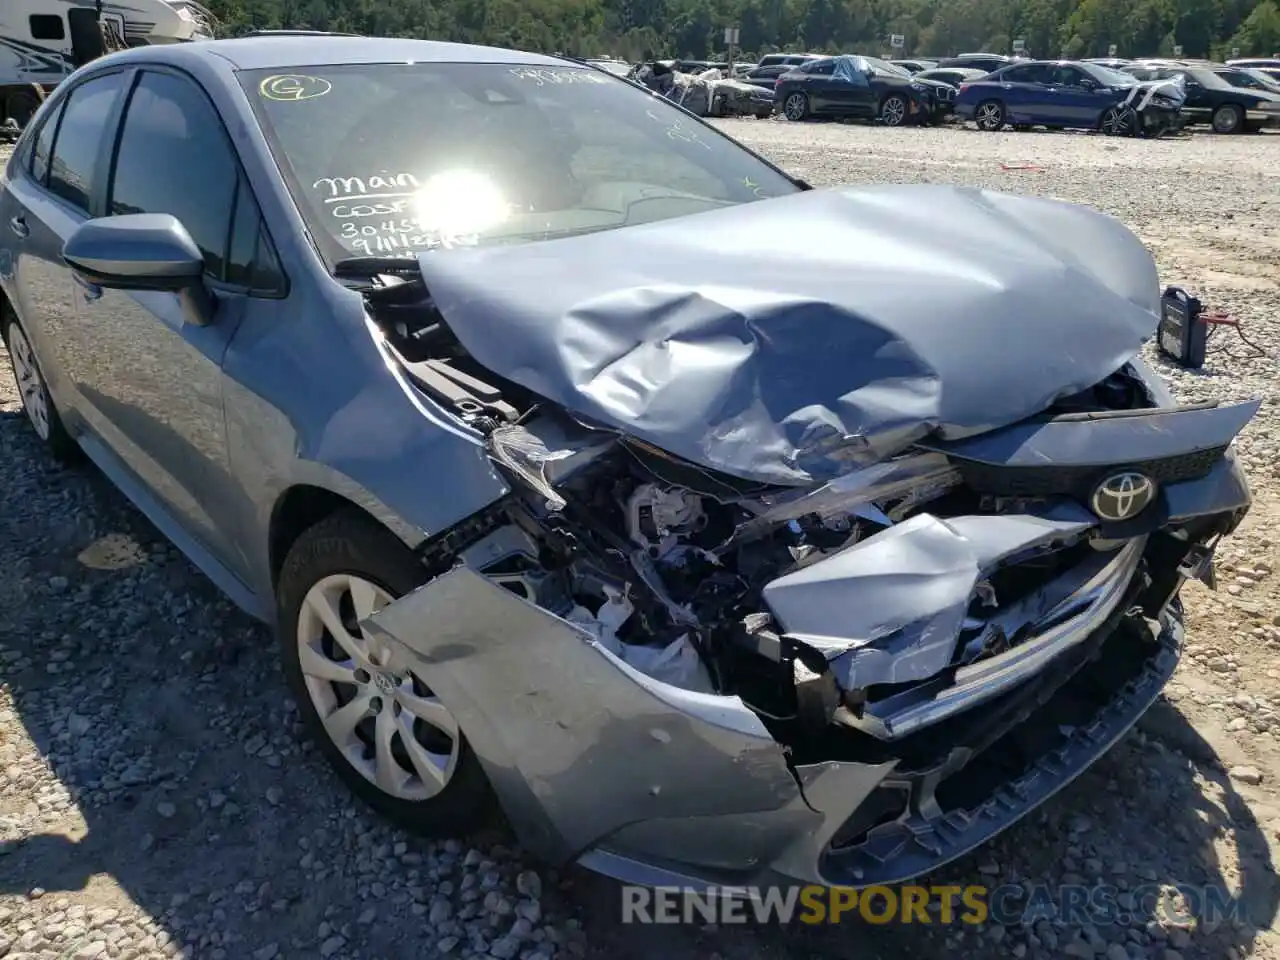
[361,448,1245,889]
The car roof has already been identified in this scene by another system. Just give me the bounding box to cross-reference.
[95,35,566,72]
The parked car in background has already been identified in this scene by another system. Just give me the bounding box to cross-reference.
[890,59,938,74]
[742,54,822,90]
[1227,57,1280,80]
[956,60,1146,132]
[934,53,1012,73]
[1124,62,1280,132]
[915,66,989,89]
[758,52,821,68]
[584,57,632,77]
[1214,65,1280,96]
[1084,58,1132,70]
[775,54,947,124]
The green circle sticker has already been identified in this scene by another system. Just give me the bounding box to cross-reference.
[259,74,333,101]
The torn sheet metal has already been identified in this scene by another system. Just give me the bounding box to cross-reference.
[416,184,1162,486]
[761,512,1095,686]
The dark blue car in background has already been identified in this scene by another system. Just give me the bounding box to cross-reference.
[955,59,1141,132]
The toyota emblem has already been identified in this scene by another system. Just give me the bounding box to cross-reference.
[1090,471,1156,522]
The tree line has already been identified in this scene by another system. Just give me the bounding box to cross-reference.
[204,0,1280,65]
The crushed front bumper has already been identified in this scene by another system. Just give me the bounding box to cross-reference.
[362,438,1249,889]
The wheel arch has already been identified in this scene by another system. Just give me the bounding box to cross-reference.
[268,484,397,591]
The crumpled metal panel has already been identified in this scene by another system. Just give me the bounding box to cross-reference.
[762,513,1095,686]
[361,566,809,866]
[416,184,1161,485]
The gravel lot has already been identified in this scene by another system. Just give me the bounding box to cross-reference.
[2,123,1280,960]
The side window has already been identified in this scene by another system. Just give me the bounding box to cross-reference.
[29,98,67,185]
[1003,64,1049,84]
[225,175,261,288]
[30,15,66,41]
[224,172,286,293]
[109,70,237,280]
[809,60,836,76]
[47,72,128,213]
[1051,66,1090,86]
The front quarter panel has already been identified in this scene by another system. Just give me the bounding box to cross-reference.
[220,285,512,598]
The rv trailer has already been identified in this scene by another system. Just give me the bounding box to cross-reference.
[1,0,215,127]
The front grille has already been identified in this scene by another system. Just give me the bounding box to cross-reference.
[952,445,1226,500]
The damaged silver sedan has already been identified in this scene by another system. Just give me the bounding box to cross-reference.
[0,35,1255,889]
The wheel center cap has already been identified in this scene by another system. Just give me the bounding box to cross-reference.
[373,671,396,696]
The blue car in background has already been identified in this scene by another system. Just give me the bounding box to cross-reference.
[955,59,1142,132]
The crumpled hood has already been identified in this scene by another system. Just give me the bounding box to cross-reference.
[416,184,1161,486]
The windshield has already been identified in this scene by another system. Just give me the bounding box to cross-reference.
[240,63,797,262]
[1087,64,1139,86]
[860,56,911,77]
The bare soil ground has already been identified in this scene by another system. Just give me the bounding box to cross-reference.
[2,124,1279,960]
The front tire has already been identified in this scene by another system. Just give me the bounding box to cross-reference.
[1100,104,1136,136]
[276,509,496,835]
[974,100,1006,131]
[782,91,809,121]
[2,313,79,462]
[880,94,909,126]
[1212,104,1243,134]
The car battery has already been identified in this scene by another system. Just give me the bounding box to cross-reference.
[1157,285,1207,369]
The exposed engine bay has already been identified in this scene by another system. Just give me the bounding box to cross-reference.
[359,265,1248,767]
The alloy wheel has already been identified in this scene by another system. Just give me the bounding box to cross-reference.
[881,95,907,126]
[8,322,51,441]
[1101,106,1132,136]
[975,101,1004,131]
[784,93,807,121]
[296,573,460,801]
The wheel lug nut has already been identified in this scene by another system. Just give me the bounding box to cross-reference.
[354,668,370,684]
[369,696,382,713]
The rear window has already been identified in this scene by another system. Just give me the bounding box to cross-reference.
[241,62,798,263]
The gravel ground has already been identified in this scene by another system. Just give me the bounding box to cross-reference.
[2,123,1280,960]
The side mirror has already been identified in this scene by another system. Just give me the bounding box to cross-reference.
[63,213,214,326]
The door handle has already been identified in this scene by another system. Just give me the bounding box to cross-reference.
[72,271,102,302]
[8,215,29,239]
